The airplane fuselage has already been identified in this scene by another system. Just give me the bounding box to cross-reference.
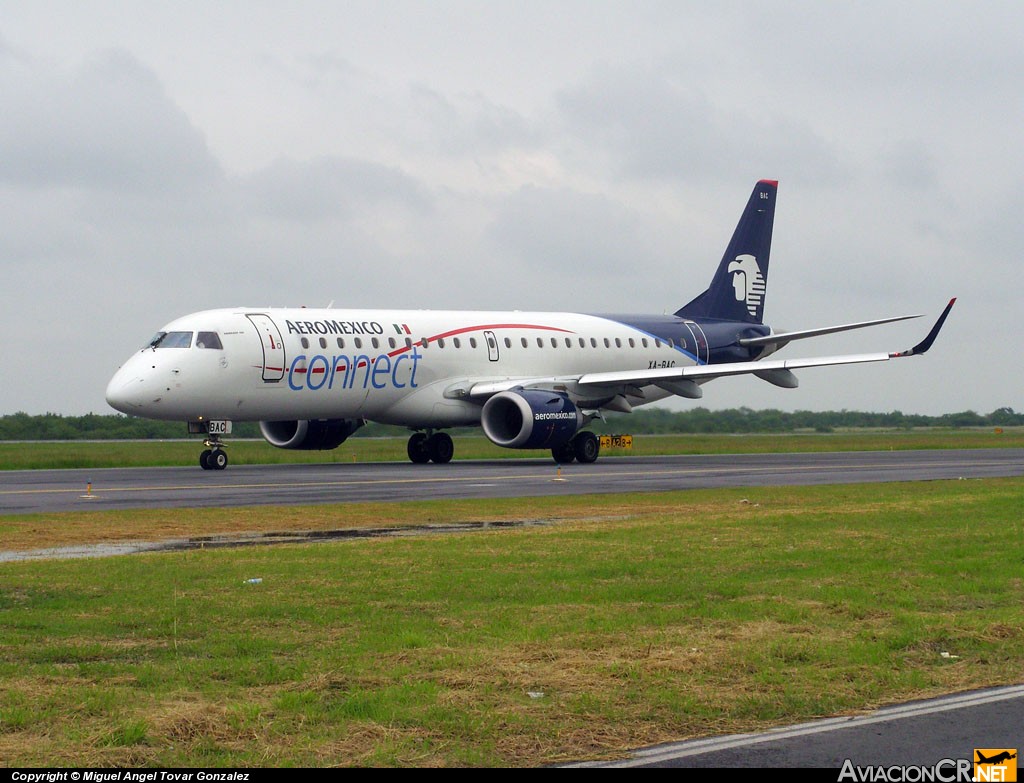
[106,307,771,426]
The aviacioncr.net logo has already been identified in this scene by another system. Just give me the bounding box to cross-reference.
[728,253,766,317]
[974,749,1017,782]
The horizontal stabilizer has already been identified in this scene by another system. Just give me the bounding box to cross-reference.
[739,313,922,349]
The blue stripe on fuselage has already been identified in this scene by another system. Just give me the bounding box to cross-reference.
[591,314,772,365]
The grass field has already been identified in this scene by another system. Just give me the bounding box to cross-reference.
[1,478,1023,766]
[1,428,1021,470]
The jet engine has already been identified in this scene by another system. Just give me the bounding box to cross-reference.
[259,418,364,450]
[480,389,583,449]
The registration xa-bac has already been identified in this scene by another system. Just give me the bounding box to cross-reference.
[106,180,955,470]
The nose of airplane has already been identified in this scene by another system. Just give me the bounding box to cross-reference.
[106,368,137,414]
[105,361,152,414]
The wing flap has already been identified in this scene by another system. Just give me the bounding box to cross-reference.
[578,352,892,390]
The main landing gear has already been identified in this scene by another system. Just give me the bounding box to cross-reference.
[199,436,228,470]
[405,430,602,465]
[407,431,454,464]
[550,431,600,464]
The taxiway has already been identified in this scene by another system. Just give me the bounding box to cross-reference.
[1,448,1021,515]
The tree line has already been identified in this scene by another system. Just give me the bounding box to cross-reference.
[0,407,1020,441]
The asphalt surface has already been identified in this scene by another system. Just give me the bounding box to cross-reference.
[1,448,1022,515]
[569,685,1024,768]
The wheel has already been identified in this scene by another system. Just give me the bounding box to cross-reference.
[199,449,213,470]
[427,432,454,464]
[572,431,600,464]
[210,449,228,470]
[407,432,431,464]
[551,441,576,463]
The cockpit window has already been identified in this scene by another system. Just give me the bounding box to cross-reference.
[196,331,223,349]
[147,331,193,349]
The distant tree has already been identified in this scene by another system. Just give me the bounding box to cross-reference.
[1,405,1021,441]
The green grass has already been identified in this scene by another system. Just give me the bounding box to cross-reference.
[1,479,1023,766]
[1,428,1020,470]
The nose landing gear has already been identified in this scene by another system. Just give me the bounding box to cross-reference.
[199,444,228,470]
[190,420,231,470]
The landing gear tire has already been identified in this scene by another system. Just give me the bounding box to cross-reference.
[572,431,600,464]
[407,432,431,464]
[201,449,228,470]
[427,432,454,464]
[551,441,576,464]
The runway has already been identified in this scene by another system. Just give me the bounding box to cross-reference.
[2,448,1022,515]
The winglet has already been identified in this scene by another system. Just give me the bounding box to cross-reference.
[891,298,956,357]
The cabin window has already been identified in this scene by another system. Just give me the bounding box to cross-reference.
[578,338,586,348]
[628,338,635,348]
[504,337,512,348]
[591,338,598,348]
[196,332,223,350]
[453,337,461,349]
[147,331,192,349]
[420,338,429,349]
[470,337,478,348]
[337,338,345,349]
[603,338,610,348]
[301,337,310,349]
[319,337,328,349]
[388,337,396,349]
[371,337,380,349]
[550,338,558,348]
[641,338,648,348]
[437,337,445,348]
[405,337,413,348]
[354,338,363,349]
[615,338,622,348]
[521,338,529,348]
[537,338,544,348]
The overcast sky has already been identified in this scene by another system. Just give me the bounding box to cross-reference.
[2,1,1021,417]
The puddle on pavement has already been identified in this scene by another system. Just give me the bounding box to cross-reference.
[0,519,559,562]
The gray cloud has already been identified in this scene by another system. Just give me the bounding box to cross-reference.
[487,185,658,280]
[556,63,842,185]
[409,85,542,156]
[0,48,220,191]
[1,3,1022,417]
[235,156,432,222]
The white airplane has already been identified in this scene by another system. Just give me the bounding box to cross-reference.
[106,180,955,470]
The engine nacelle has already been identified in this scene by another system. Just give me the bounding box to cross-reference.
[481,389,583,449]
[259,418,364,450]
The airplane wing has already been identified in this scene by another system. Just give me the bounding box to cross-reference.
[464,299,955,401]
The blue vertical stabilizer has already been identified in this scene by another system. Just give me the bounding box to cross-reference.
[675,180,777,324]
